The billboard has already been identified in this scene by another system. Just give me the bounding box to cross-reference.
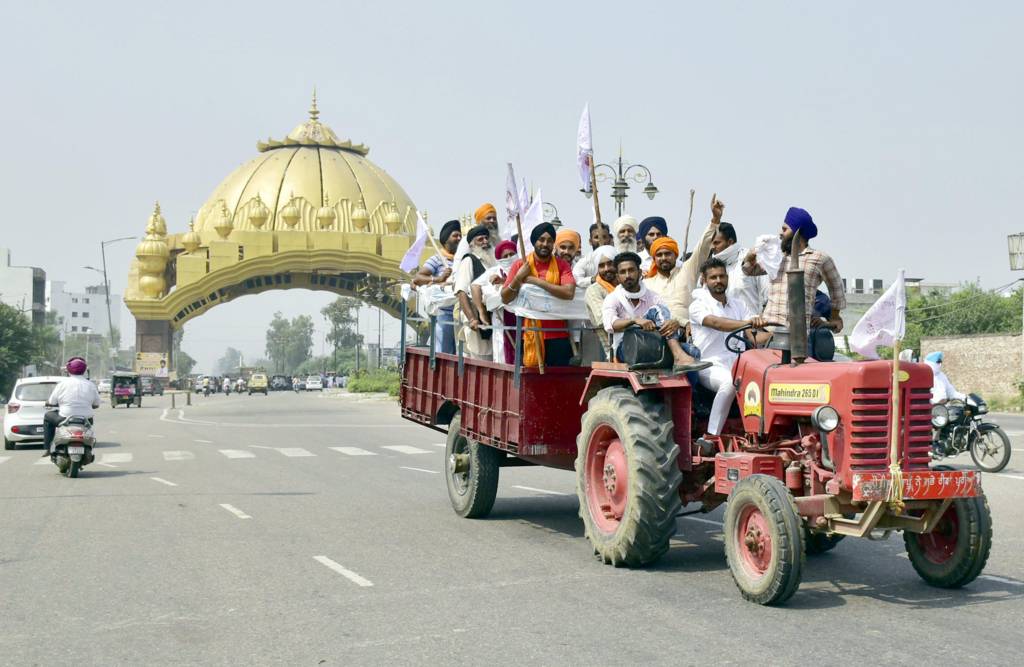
[135,352,170,378]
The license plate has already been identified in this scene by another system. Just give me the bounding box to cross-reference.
[852,469,981,501]
[34,426,44,434]
[68,446,86,455]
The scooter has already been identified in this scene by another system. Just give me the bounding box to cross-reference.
[47,414,96,478]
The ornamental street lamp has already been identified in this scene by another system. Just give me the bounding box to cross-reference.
[84,235,135,353]
[543,202,562,228]
[1007,233,1024,377]
[580,151,658,218]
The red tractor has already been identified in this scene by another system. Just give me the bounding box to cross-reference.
[399,287,990,605]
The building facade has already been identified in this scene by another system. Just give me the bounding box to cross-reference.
[45,280,122,339]
[0,247,46,325]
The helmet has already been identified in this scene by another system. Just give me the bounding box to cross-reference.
[66,357,88,375]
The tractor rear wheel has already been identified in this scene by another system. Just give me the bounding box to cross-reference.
[724,475,805,605]
[575,386,681,567]
[904,494,992,588]
[445,413,501,519]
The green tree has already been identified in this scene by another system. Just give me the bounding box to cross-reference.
[0,303,37,395]
[903,285,1022,353]
[264,312,315,373]
[215,347,243,376]
[321,297,364,351]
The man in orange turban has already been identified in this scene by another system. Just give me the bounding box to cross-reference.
[474,203,500,244]
[554,228,582,265]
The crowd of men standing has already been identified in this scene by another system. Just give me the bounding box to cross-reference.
[407,197,846,449]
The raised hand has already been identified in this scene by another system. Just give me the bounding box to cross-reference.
[711,193,725,223]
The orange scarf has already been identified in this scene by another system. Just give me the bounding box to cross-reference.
[595,275,616,293]
[522,253,560,368]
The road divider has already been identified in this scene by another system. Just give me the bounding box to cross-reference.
[313,555,374,587]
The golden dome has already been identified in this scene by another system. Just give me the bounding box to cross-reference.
[182,219,202,253]
[193,93,417,236]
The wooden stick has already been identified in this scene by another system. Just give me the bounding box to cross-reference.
[682,189,696,256]
[589,158,602,225]
[887,338,904,509]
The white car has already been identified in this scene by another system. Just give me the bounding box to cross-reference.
[96,379,112,394]
[4,376,63,450]
[305,375,324,391]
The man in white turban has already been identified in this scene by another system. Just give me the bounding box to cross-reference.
[612,215,638,254]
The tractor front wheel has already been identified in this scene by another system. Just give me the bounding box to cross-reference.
[904,494,992,588]
[724,475,805,605]
[575,386,681,567]
[445,413,501,519]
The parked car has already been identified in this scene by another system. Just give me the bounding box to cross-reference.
[96,379,112,394]
[140,376,164,396]
[270,374,291,391]
[4,376,63,450]
[305,375,323,391]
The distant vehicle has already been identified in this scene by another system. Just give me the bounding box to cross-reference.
[96,379,112,394]
[4,376,62,450]
[140,376,164,396]
[305,375,323,391]
[270,375,290,391]
[47,414,96,478]
[111,372,142,408]
[249,373,268,395]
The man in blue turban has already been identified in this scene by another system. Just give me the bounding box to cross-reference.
[637,216,668,274]
[742,205,846,343]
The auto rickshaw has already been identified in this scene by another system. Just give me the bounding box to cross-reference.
[111,372,142,408]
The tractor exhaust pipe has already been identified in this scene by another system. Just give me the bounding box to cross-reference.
[787,230,807,365]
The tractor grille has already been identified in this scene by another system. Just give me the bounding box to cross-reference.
[849,386,932,471]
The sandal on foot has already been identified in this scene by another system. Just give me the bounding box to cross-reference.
[673,360,712,374]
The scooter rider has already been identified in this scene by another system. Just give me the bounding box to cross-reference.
[924,351,966,404]
[42,357,100,456]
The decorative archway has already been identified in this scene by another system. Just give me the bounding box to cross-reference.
[123,95,431,368]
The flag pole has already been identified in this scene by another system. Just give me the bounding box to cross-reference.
[589,158,602,225]
[887,337,904,512]
[514,212,545,375]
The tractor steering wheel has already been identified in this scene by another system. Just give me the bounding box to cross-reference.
[724,321,783,354]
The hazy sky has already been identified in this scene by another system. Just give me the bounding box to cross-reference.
[2,1,1021,372]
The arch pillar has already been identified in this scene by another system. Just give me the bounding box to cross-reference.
[135,318,174,367]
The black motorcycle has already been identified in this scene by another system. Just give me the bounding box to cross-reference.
[931,393,1012,472]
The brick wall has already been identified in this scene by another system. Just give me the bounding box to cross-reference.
[920,333,1021,398]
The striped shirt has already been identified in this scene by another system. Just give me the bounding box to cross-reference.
[760,248,846,329]
[422,254,452,277]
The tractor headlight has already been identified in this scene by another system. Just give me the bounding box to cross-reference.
[931,404,949,428]
[812,405,840,433]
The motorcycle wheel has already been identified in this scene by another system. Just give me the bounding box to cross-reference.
[68,460,80,478]
[970,427,1012,473]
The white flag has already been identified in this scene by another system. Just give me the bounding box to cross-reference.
[518,178,531,218]
[577,103,593,193]
[849,269,907,359]
[400,211,430,273]
[504,163,520,239]
[520,188,544,252]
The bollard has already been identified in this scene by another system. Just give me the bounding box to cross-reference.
[171,393,176,409]
[187,391,192,406]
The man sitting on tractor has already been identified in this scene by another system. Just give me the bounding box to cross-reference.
[601,252,710,373]
[583,245,618,360]
[689,257,766,453]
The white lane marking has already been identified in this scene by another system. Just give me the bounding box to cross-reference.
[96,462,119,468]
[979,574,1024,587]
[682,516,724,527]
[400,466,440,474]
[150,477,178,487]
[382,445,432,455]
[163,450,195,461]
[0,456,10,465]
[101,453,133,464]
[278,447,316,457]
[991,474,1024,481]
[249,445,275,450]
[160,408,171,422]
[313,556,374,587]
[330,447,377,456]
[194,439,214,444]
[432,443,447,448]
[512,485,570,496]
[148,435,166,439]
[220,449,255,459]
[219,503,251,519]
[34,457,51,465]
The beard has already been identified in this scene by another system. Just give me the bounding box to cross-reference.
[470,244,497,269]
[616,238,637,254]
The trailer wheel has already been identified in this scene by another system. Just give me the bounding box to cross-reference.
[575,386,681,567]
[724,475,804,605]
[904,493,992,589]
[445,413,501,519]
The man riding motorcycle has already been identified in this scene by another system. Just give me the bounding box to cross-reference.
[42,357,101,456]
[925,351,966,404]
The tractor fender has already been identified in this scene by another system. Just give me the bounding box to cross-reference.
[579,369,693,407]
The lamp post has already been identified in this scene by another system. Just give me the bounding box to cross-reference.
[580,151,659,218]
[376,290,384,369]
[85,235,135,353]
[543,202,562,228]
[1006,233,1024,378]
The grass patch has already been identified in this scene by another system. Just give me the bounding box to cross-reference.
[347,370,400,396]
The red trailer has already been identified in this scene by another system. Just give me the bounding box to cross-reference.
[400,316,991,605]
